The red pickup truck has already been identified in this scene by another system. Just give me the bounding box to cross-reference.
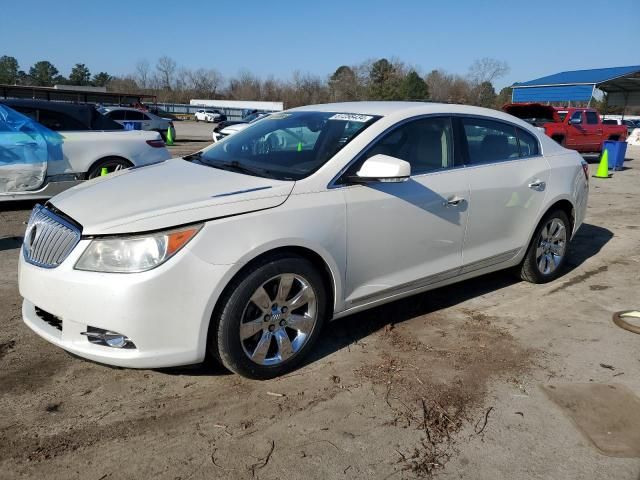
[503,103,627,153]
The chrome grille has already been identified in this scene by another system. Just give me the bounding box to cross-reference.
[23,204,81,268]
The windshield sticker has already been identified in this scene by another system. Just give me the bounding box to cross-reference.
[329,113,373,122]
[268,113,291,120]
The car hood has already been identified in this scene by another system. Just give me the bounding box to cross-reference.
[49,158,294,235]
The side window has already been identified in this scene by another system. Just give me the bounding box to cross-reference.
[107,110,127,121]
[570,111,582,124]
[361,117,454,175]
[585,111,599,125]
[461,118,519,164]
[11,106,38,121]
[517,128,540,157]
[36,109,87,131]
[125,110,145,121]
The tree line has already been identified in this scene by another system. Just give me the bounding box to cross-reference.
[0,54,514,109]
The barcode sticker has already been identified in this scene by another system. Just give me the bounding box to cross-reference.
[328,113,373,122]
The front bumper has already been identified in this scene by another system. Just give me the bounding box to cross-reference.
[19,238,230,368]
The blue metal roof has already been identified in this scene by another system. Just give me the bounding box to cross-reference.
[512,85,595,103]
[515,65,640,87]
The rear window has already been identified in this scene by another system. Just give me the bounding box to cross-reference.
[585,111,599,125]
[516,128,540,157]
[462,118,519,164]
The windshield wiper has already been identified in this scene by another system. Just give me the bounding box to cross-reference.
[183,151,203,161]
[209,160,270,178]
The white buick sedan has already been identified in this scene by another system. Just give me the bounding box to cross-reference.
[19,102,589,379]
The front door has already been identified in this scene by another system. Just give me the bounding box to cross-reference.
[341,116,469,305]
[566,110,588,151]
[458,116,549,270]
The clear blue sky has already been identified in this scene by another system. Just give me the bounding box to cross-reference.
[2,0,639,89]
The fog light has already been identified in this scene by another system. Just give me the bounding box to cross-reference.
[81,327,136,349]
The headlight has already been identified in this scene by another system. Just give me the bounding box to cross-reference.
[75,224,202,273]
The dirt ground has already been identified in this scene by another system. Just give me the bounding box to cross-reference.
[1,146,639,480]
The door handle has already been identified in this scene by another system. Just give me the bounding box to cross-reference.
[443,196,465,207]
[528,180,546,191]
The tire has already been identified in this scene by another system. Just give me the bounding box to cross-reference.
[210,255,328,379]
[518,210,571,283]
[86,157,133,179]
[195,117,199,122]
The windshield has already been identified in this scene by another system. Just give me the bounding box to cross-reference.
[198,111,379,180]
[242,112,262,122]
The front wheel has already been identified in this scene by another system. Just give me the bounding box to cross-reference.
[518,210,570,283]
[210,255,328,379]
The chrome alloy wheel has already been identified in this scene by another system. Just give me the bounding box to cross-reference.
[536,218,567,275]
[240,274,318,366]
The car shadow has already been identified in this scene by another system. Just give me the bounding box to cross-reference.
[0,236,23,252]
[565,223,613,272]
[0,199,39,212]
[159,222,613,378]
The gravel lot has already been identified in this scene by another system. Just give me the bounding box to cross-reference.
[1,146,639,479]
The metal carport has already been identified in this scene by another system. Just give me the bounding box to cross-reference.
[512,65,640,108]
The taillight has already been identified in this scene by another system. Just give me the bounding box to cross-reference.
[146,139,165,148]
[581,160,589,183]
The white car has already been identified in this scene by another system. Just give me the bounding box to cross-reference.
[19,102,588,379]
[195,109,223,123]
[0,101,171,201]
[99,107,176,141]
[212,113,270,141]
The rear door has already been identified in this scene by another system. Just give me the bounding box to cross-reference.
[0,105,50,194]
[124,110,145,131]
[458,116,549,271]
[584,110,602,150]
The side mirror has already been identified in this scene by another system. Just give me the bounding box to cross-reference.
[348,154,411,184]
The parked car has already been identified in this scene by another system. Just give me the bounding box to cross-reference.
[99,106,176,141]
[148,107,182,121]
[212,113,270,141]
[0,102,170,201]
[503,103,627,152]
[19,102,588,378]
[213,111,267,133]
[602,118,639,136]
[194,109,226,123]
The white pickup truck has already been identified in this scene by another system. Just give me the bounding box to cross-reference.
[0,100,171,201]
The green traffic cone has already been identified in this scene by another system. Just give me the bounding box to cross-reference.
[100,167,108,176]
[593,149,611,178]
[166,127,174,146]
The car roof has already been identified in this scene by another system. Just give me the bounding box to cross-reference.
[0,98,95,115]
[103,106,147,112]
[0,98,123,130]
[289,101,540,127]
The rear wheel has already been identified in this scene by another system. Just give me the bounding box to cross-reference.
[518,210,570,283]
[210,255,327,379]
[87,157,133,179]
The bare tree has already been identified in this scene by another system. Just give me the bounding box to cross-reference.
[468,57,509,85]
[135,60,150,88]
[187,68,224,99]
[156,56,177,90]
